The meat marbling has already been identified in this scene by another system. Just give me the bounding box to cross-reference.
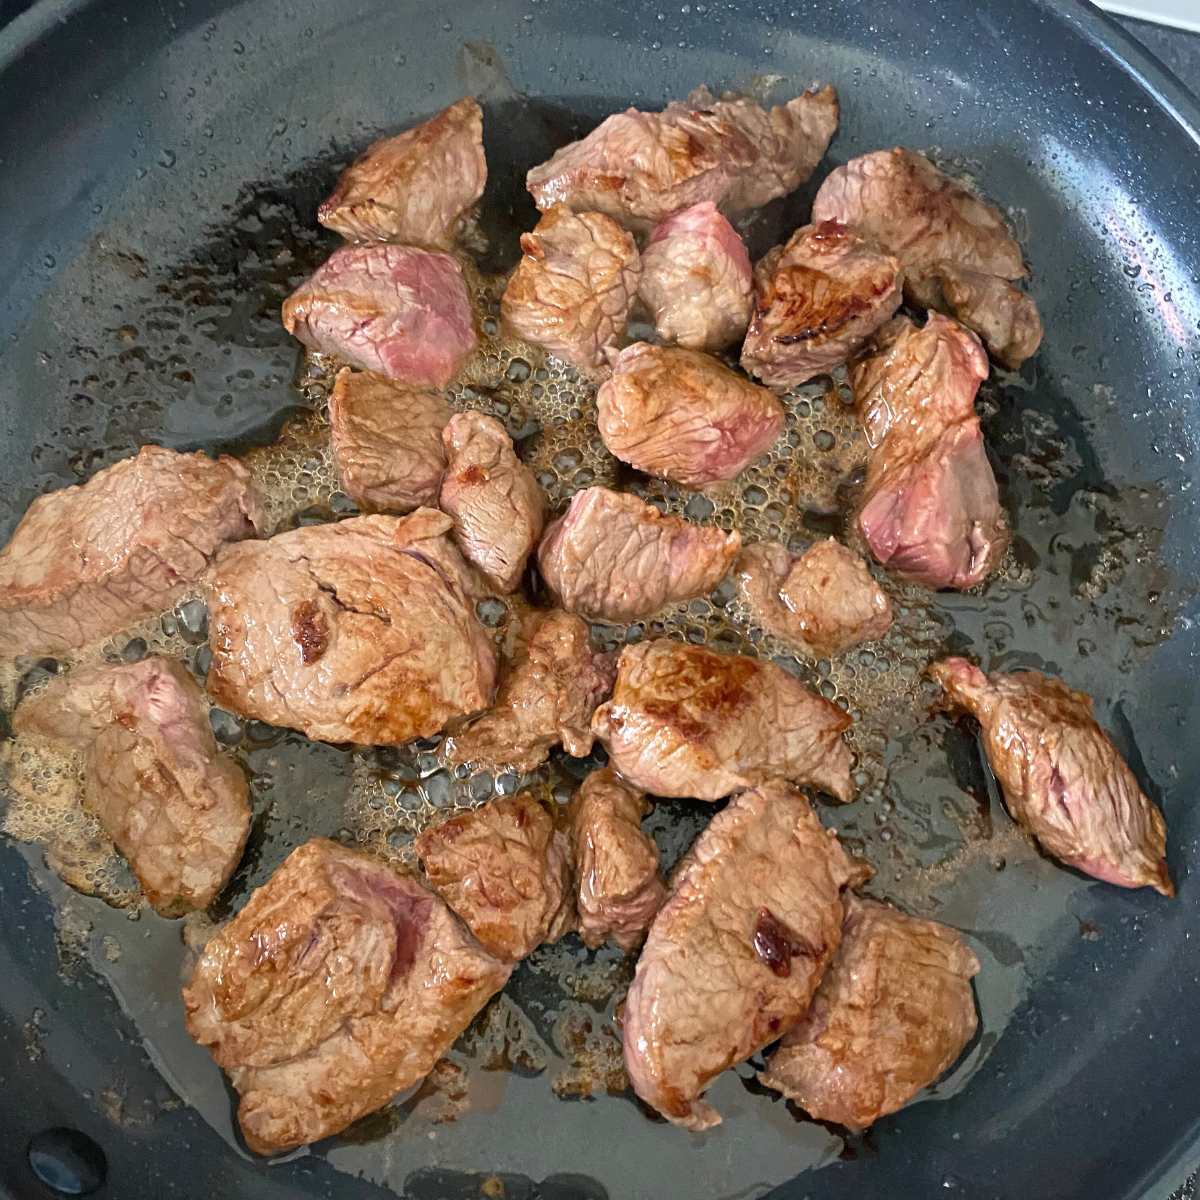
[183,838,510,1154]
[931,657,1172,896]
[596,342,784,487]
[0,445,263,661]
[759,895,980,1129]
[318,97,485,247]
[591,639,854,802]
[14,656,250,916]
[205,510,496,745]
[622,781,864,1130]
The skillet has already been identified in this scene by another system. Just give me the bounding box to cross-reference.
[0,0,1199,1197]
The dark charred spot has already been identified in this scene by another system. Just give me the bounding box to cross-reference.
[753,907,823,978]
[291,599,329,664]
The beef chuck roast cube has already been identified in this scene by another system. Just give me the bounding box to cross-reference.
[849,313,1007,590]
[924,262,1043,369]
[183,838,510,1154]
[205,510,496,745]
[591,639,854,803]
[318,97,486,247]
[622,782,864,1129]
[537,487,740,623]
[14,656,251,916]
[415,792,574,960]
[0,445,263,661]
[328,368,451,512]
[596,343,784,487]
[759,895,980,1129]
[282,244,477,389]
[931,657,1173,895]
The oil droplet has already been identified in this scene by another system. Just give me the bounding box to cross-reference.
[158,149,176,169]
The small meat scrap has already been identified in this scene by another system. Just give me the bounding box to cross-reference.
[596,343,784,487]
[735,539,892,657]
[622,782,862,1130]
[759,895,980,1129]
[415,792,575,960]
[591,639,854,803]
[439,412,545,593]
[740,221,903,389]
[849,314,1007,590]
[328,368,450,511]
[14,656,250,916]
[318,97,486,246]
[0,446,263,661]
[500,204,639,371]
[569,767,665,952]
[931,657,1172,896]
[282,244,477,389]
[447,609,615,773]
[923,263,1044,369]
[183,838,510,1154]
[205,510,496,745]
[537,487,740,623]
[638,201,753,351]
[527,85,838,230]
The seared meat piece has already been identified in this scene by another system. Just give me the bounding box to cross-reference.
[500,204,639,371]
[931,657,1173,896]
[447,609,615,773]
[415,792,574,960]
[596,343,784,487]
[759,895,980,1129]
[924,263,1043,369]
[811,148,1025,299]
[205,510,496,745]
[537,487,740,623]
[591,640,854,802]
[849,314,1006,590]
[439,412,545,593]
[740,221,903,389]
[328,368,450,511]
[527,85,838,230]
[638,201,753,351]
[735,539,892,657]
[0,446,263,661]
[282,244,477,389]
[569,767,665,952]
[623,781,863,1130]
[318,97,485,247]
[14,656,250,916]
[183,838,509,1154]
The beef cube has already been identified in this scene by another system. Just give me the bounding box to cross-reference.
[925,262,1044,369]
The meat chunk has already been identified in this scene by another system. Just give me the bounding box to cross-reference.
[183,838,509,1154]
[591,640,854,802]
[447,609,615,773]
[759,895,980,1129]
[205,510,496,745]
[931,657,1172,896]
[849,314,1007,590]
[527,85,838,230]
[500,205,639,371]
[317,97,485,247]
[0,446,263,661]
[438,412,545,593]
[735,539,892,657]
[811,148,1025,298]
[569,767,664,952]
[596,343,784,487]
[328,368,450,511]
[14,656,250,916]
[282,244,477,389]
[638,201,753,351]
[622,782,863,1130]
[923,263,1043,369]
[537,487,740,623]
[414,792,574,960]
[740,221,903,389]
